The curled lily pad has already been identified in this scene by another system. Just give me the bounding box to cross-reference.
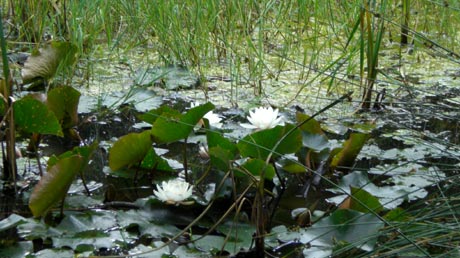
[22,41,77,84]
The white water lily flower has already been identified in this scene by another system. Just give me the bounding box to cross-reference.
[191,102,223,129]
[153,179,193,205]
[240,106,284,130]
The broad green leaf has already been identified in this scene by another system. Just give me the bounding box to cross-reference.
[138,105,180,125]
[209,145,234,171]
[339,186,383,213]
[29,155,84,217]
[194,222,255,255]
[237,158,275,179]
[237,124,302,160]
[296,112,324,134]
[207,130,238,171]
[22,41,78,83]
[207,129,237,155]
[109,130,153,171]
[47,86,81,129]
[330,133,369,172]
[14,97,63,136]
[151,102,214,143]
[48,141,98,169]
[279,159,306,174]
[140,148,173,172]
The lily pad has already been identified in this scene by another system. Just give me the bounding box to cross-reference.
[151,102,214,143]
[109,130,153,171]
[330,133,369,172]
[46,86,81,129]
[29,155,84,217]
[236,158,276,179]
[14,97,63,136]
[22,41,77,83]
[237,124,302,160]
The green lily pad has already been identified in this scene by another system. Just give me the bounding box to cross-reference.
[109,130,153,171]
[209,145,234,171]
[140,148,174,172]
[29,155,84,217]
[151,102,214,143]
[296,112,324,134]
[330,133,369,172]
[342,186,383,213]
[237,124,302,160]
[47,86,81,129]
[276,209,383,252]
[236,158,275,179]
[14,97,63,136]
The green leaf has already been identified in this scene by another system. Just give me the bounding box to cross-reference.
[47,86,81,129]
[140,148,174,172]
[296,112,324,134]
[109,130,153,171]
[29,155,84,217]
[48,141,98,169]
[342,186,383,213]
[151,102,214,143]
[237,158,275,179]
[279,159,306,174]
[209,145,234,171]
[14,97,63,136]
[138,105,180,125]
[237,124,302,160]
[207,130,237,155]
[330,133,369,172]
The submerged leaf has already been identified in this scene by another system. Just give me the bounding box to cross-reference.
[109,130,153,171]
